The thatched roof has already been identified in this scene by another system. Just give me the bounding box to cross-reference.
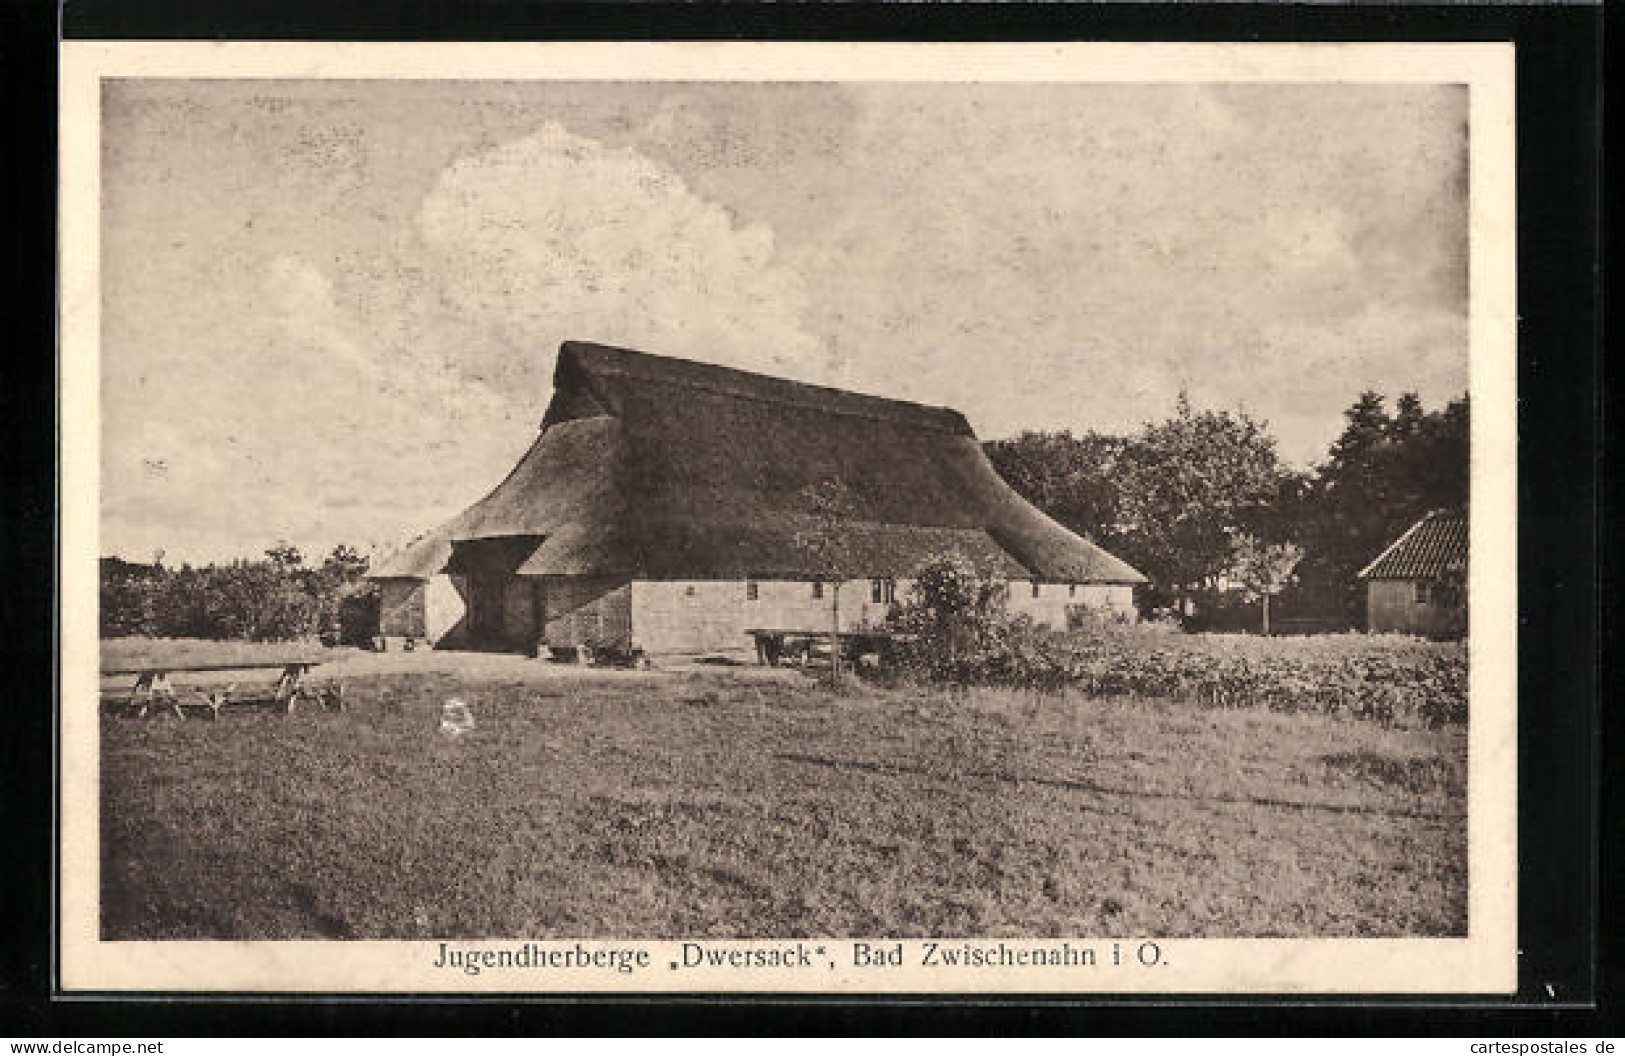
[374,341,1146,584]
[1357,510,1468,581]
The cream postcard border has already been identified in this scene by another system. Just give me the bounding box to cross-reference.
[58,40,1518,994]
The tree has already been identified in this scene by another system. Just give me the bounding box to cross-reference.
[1226,531,1304,635]
[984,429,1127,546]
[100,557,162,636]
[1324,390,1392,477]
[793,479,861,683]
[314,544,375,644]
[1296,391,1469,626]
[1112,394,1286,615]
[1391,391,1426,441]
[1406,394,1470,512]
[265,543,304,571]
[320,543,370,583]
[897,551,1008,672]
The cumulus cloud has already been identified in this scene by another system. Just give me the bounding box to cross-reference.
[416,123,831,391]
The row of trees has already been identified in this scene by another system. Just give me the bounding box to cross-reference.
[100,544,378,642]
[985,390,1469,629]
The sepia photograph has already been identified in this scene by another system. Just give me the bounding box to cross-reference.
[57,41,1518,994]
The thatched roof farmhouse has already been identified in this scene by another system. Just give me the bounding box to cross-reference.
[373,341,1145,656]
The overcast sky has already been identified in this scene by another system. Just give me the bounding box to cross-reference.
[101,79,1468,563]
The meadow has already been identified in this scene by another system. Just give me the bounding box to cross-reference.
[99,635,1468,941]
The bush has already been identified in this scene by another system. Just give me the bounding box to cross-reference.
[99,558,161,636]
[886,553,1010,682]
[335,586,381,647]
[99,544,373,643]
[887,561,1467,728]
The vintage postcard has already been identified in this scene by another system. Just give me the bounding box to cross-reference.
[58,41,1517,994]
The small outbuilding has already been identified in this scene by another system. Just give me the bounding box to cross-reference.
[1357,509,1468,638]
[371,341,1146,656]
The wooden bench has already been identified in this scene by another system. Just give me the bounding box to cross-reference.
[102,661,343,720]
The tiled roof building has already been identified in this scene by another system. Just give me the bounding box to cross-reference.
[1357,510,1468,637]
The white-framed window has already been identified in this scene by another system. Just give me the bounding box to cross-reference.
[870,578,895,604]
[812,581,825,600]
[746,580,760,601]
[1069,583,1077,598]
[1031,580,1042,598]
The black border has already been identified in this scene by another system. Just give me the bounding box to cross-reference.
[5,0,1607,1036]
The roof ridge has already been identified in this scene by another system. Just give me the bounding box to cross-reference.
[560,340,971,436]
[1356,514,1431,579]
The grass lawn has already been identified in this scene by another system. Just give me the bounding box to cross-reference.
[100,659,1467,940]
[102,636,348,671]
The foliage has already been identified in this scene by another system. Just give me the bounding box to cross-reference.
[100,544,375,643]
[1288,391,1470,626]
[888,555,1462,729]
[311,544,377,645]
[99,557,162,637]
[895,617,1466,729]
[792,480,860,573]
[793,479,862,680]
[986,388,1469,627]
[1111,394,1286,608]
[983,430,1127,546]
[1226,532,1304,603]
[335,588,382,648]
[985,394,1287,613]
[904,551,1007,625]
[1225,531,1304,634]
[887,552,1010,680]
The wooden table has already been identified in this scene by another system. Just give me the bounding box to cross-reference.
[744,628,914,668]
[102,661,342,719]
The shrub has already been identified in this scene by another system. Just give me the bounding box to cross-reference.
[99,558,161,636]
[335,585,380,647]
[99,544,373,643]
[890,574,1467,729]
[887,553,1010,682]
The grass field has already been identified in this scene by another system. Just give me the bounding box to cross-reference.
[102,636,346,671]
[100,646,1467,940]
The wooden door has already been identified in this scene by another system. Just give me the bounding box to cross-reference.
[468,568,506,643]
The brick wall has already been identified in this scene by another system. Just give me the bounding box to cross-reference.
[540,576,632,650]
